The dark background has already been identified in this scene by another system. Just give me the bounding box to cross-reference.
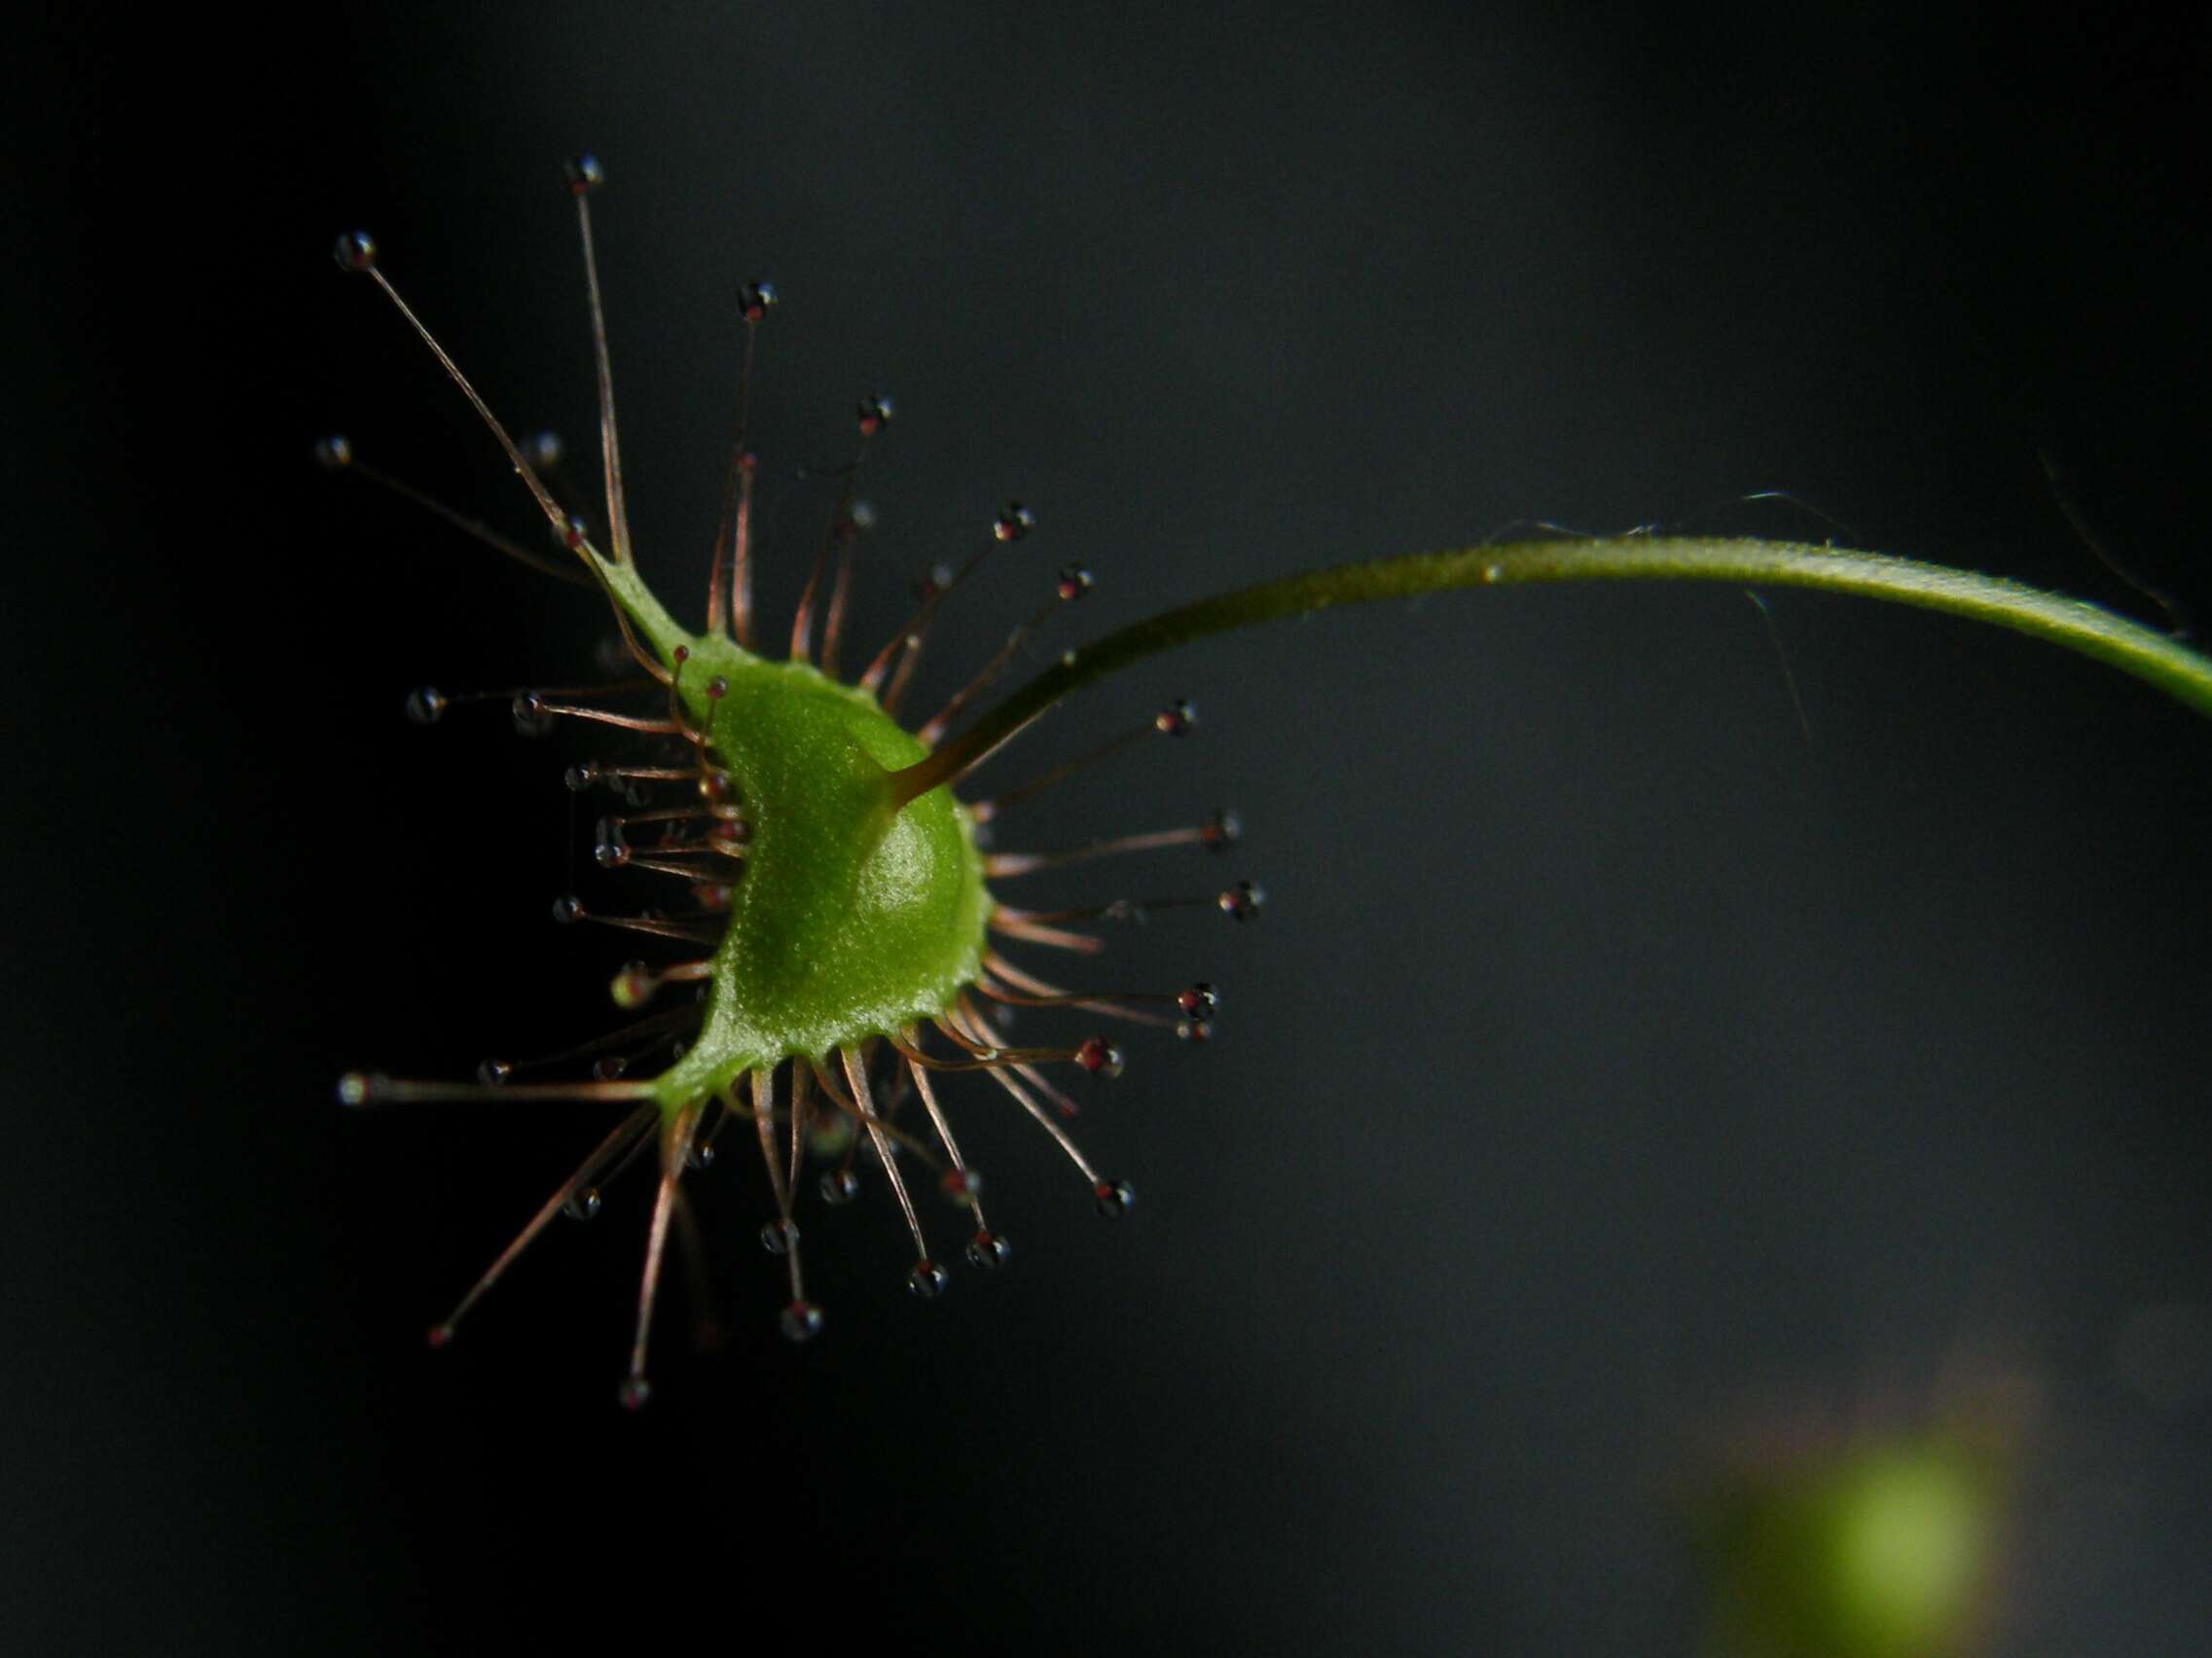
[10,3,2210,1651]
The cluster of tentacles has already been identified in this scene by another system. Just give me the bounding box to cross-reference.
[327,157,1257,1405]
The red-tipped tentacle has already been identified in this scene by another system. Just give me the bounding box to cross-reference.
[427,1103,657,1347]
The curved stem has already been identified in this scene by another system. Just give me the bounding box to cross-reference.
[892,537,2212,801]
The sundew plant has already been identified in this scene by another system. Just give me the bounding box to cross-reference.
[327,158,2212,1411]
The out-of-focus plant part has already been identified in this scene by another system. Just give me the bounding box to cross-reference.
[1693,1395,2026,1658]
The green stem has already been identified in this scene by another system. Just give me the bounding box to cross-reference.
[895,537,2212,798]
